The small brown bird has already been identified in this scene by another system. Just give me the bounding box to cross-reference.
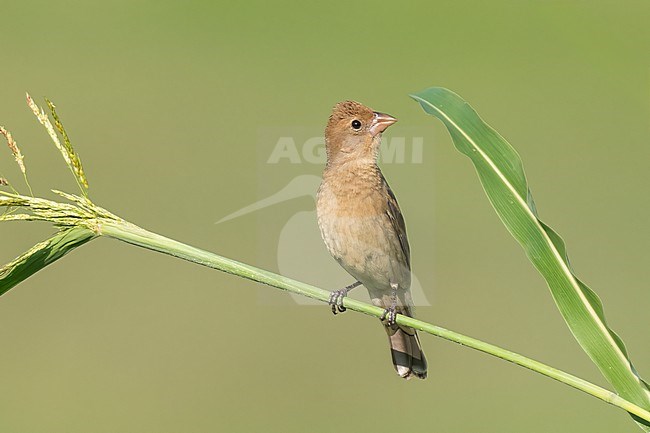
[316,100,427,379]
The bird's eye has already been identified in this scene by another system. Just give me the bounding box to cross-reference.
[351,120,362,130]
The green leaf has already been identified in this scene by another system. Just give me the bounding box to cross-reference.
[0,226,96,296]
[411,87,650,429]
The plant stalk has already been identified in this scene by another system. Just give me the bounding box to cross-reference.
[95,218,650,423]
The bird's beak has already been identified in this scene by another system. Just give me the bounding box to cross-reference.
[370,112,397,137]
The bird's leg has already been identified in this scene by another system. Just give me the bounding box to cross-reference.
[329,281,362,314]
[380,283,399,326]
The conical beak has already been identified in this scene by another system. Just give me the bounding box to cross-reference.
[370,111,397,137]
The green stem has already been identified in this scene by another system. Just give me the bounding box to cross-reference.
[22,172,33,197]
[96,218,650,423]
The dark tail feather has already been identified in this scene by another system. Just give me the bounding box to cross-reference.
[384,322,427,380]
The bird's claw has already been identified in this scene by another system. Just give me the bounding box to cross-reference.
[381,306,397,326]
[328,289,348,314]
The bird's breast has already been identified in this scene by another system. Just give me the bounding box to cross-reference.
[316,174,410,291]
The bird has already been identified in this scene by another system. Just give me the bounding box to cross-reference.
[316,100,427,380]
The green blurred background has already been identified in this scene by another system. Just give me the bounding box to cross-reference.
[1,1,649,432]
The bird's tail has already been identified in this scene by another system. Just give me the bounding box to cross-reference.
[382,305,427,380]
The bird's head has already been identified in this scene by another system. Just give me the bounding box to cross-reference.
[324,100,397,165]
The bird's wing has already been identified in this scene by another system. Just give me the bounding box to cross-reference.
[381,173,411,270]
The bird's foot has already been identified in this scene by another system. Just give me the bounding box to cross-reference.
[381,282,399,326]
[328,281,362,315]
[380,306,398,326]
[329,289,348,314]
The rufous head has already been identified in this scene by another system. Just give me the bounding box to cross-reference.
[324,100,397,165]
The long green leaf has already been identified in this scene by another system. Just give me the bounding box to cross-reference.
[0,226,96,296]
[411,87,650,429]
